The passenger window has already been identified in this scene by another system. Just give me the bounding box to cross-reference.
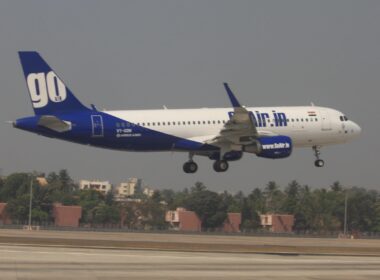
[213,121,216,124]
[296,119,299,122]
[198,121,201,124]
[163,122,166,125]
[168,122,171,125]
[147,122,150,126]
[315,118,318,121]
[291,119,294,122]
[208,121,211,124]
[183,121,186,125]
[306,118,309,122]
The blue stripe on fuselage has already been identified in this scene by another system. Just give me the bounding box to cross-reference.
[17,111,217,152]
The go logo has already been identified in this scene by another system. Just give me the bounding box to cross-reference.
[27,71,67,108]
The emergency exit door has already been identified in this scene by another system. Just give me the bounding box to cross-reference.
[91,115,104,137]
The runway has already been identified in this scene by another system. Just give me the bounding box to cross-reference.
[1,229,380,255]
[1,244,380,280]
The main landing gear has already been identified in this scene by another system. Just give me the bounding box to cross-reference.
[213,160,229,172]
[313,146,325,167]
[183,153,198,173]
[183,161,198,173]
[183,153,230,173]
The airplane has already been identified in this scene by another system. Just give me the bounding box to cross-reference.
[13,51,361,173]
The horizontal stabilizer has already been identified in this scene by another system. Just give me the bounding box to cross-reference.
[37,115,72,133]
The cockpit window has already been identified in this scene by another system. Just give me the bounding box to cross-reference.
[344,116,348,121]
[340,116,344,121]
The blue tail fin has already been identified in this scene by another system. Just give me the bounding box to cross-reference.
[18,51,89,115]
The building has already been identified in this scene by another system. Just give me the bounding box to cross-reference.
[0,203,12,225]
[36,177,48,187]
[223,213,241,233]
[114,178,142,201]
[79,180,112,195]
[52,203,82,227]
[260,214,295,233]
[165,208,202,232]
[143,187,155,197]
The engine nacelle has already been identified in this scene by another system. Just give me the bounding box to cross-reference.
[244,135,292,159]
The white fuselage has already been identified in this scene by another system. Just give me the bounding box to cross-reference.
[106,105,361,149]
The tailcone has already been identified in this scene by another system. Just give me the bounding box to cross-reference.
[13,116,40,132]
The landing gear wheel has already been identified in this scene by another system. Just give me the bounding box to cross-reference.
[183,161,198,173]
[312,146,324,167]
[314,159,325,168]
[213,160,229,172]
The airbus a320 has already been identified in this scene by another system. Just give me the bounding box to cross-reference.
[13,52,361,173]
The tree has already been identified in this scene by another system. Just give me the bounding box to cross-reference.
[292,184,313,232]
[140,198,167,230]
[160,189,175,207]
[184,184,227,229]
[6,194,30,222]
[241,188,265,230]
[120,202,143,229]
[264,181,284,212]
[372,198,380,232]
[191,182,207,193]
[78,189,104,225]
[46,170,78,205]
[346,187,378,232]
[0,173,30,201]
[282,180,301,214]
[0,177,4,201]
[93,202,120,226]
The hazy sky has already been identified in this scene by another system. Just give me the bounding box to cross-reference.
[0,0,379,192]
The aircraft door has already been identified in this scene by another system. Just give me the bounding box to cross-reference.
[320,109,332,131]
[91,115,104,137]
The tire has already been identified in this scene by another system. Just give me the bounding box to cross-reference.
[213,160,229,172]
[314,159,325,167]
[183,161,198,173]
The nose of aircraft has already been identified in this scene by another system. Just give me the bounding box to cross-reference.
[349,121,362,137]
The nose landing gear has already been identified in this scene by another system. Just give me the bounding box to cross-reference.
[313,146,325,167]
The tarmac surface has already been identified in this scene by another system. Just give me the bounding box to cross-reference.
[1,229,380,255]
[1,244,380,280]
[1,229,380,279]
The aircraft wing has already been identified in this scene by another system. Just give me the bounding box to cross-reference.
[205,83,258,147]
[37,115,72,133]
